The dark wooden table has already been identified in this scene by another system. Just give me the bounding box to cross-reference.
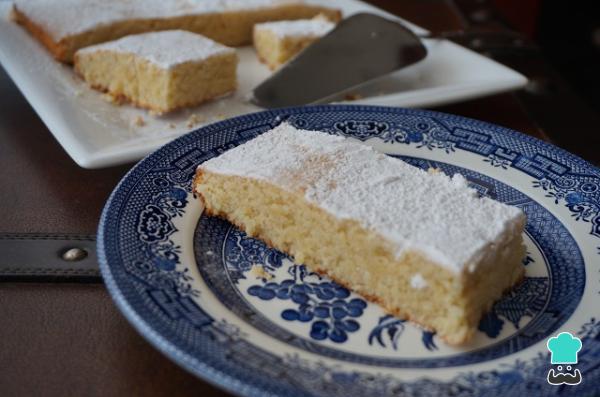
[1,1,599,396]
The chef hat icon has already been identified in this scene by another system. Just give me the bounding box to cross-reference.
[547,332,582,364]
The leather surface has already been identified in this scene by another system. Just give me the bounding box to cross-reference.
[0,283,229,397]
[0,70,131,235]
[0,234,99,280]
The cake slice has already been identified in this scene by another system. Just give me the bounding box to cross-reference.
[253,15,336,69]
[194,124,527,345]
[74,30,238,114]
[12,0,342,63]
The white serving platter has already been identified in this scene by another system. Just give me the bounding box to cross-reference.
[0,0,527,168]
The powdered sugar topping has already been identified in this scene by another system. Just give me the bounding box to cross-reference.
[410,274,427,289]
[76,30,235,69]
[13,0,303,39]
[255,17,335,38]
[199,123,526,273]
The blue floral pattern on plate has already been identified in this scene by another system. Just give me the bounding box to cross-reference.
[248,264,366,344]
[193,156,581,369]
[98,105,600,397]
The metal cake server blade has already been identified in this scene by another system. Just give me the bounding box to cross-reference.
[251,13,428,108]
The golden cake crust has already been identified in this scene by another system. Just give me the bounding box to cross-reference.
[253,15,336,69]
[11,6,68,61]
[73,31,238,114]
[72,77,236,115]
[12,2,342,63]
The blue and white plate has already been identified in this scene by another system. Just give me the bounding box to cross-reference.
[98,105,600,396]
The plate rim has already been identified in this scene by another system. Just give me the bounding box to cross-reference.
[97,104,599,397]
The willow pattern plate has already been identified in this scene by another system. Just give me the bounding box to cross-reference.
[98,105,600,396]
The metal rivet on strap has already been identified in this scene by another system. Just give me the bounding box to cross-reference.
[61,248,88,262]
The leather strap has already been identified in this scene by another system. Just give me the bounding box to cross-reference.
[0,234,100,281]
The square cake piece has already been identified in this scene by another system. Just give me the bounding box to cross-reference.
[12,0,341,63]
[253,16,336,69]
[74,30,238,114]
[194,123,527,345]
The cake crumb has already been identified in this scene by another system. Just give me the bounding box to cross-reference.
[313,12,335,22]
[250,264,273,280]
[427,167,441,174]
[8,7,18,22]
[101,93,124,106]
[186,113,204,128]
[169,123,177,129]
[344,93,363,101]
[132,115,146,127]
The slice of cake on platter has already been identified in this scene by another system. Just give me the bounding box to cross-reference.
[253,15,336,69]
[74,30,238,114]
[11,0,342,63]
[193,123,527,345]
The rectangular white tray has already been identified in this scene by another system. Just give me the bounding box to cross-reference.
[0,0,527,168]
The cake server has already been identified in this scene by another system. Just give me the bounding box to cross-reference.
[251,13,428,108]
